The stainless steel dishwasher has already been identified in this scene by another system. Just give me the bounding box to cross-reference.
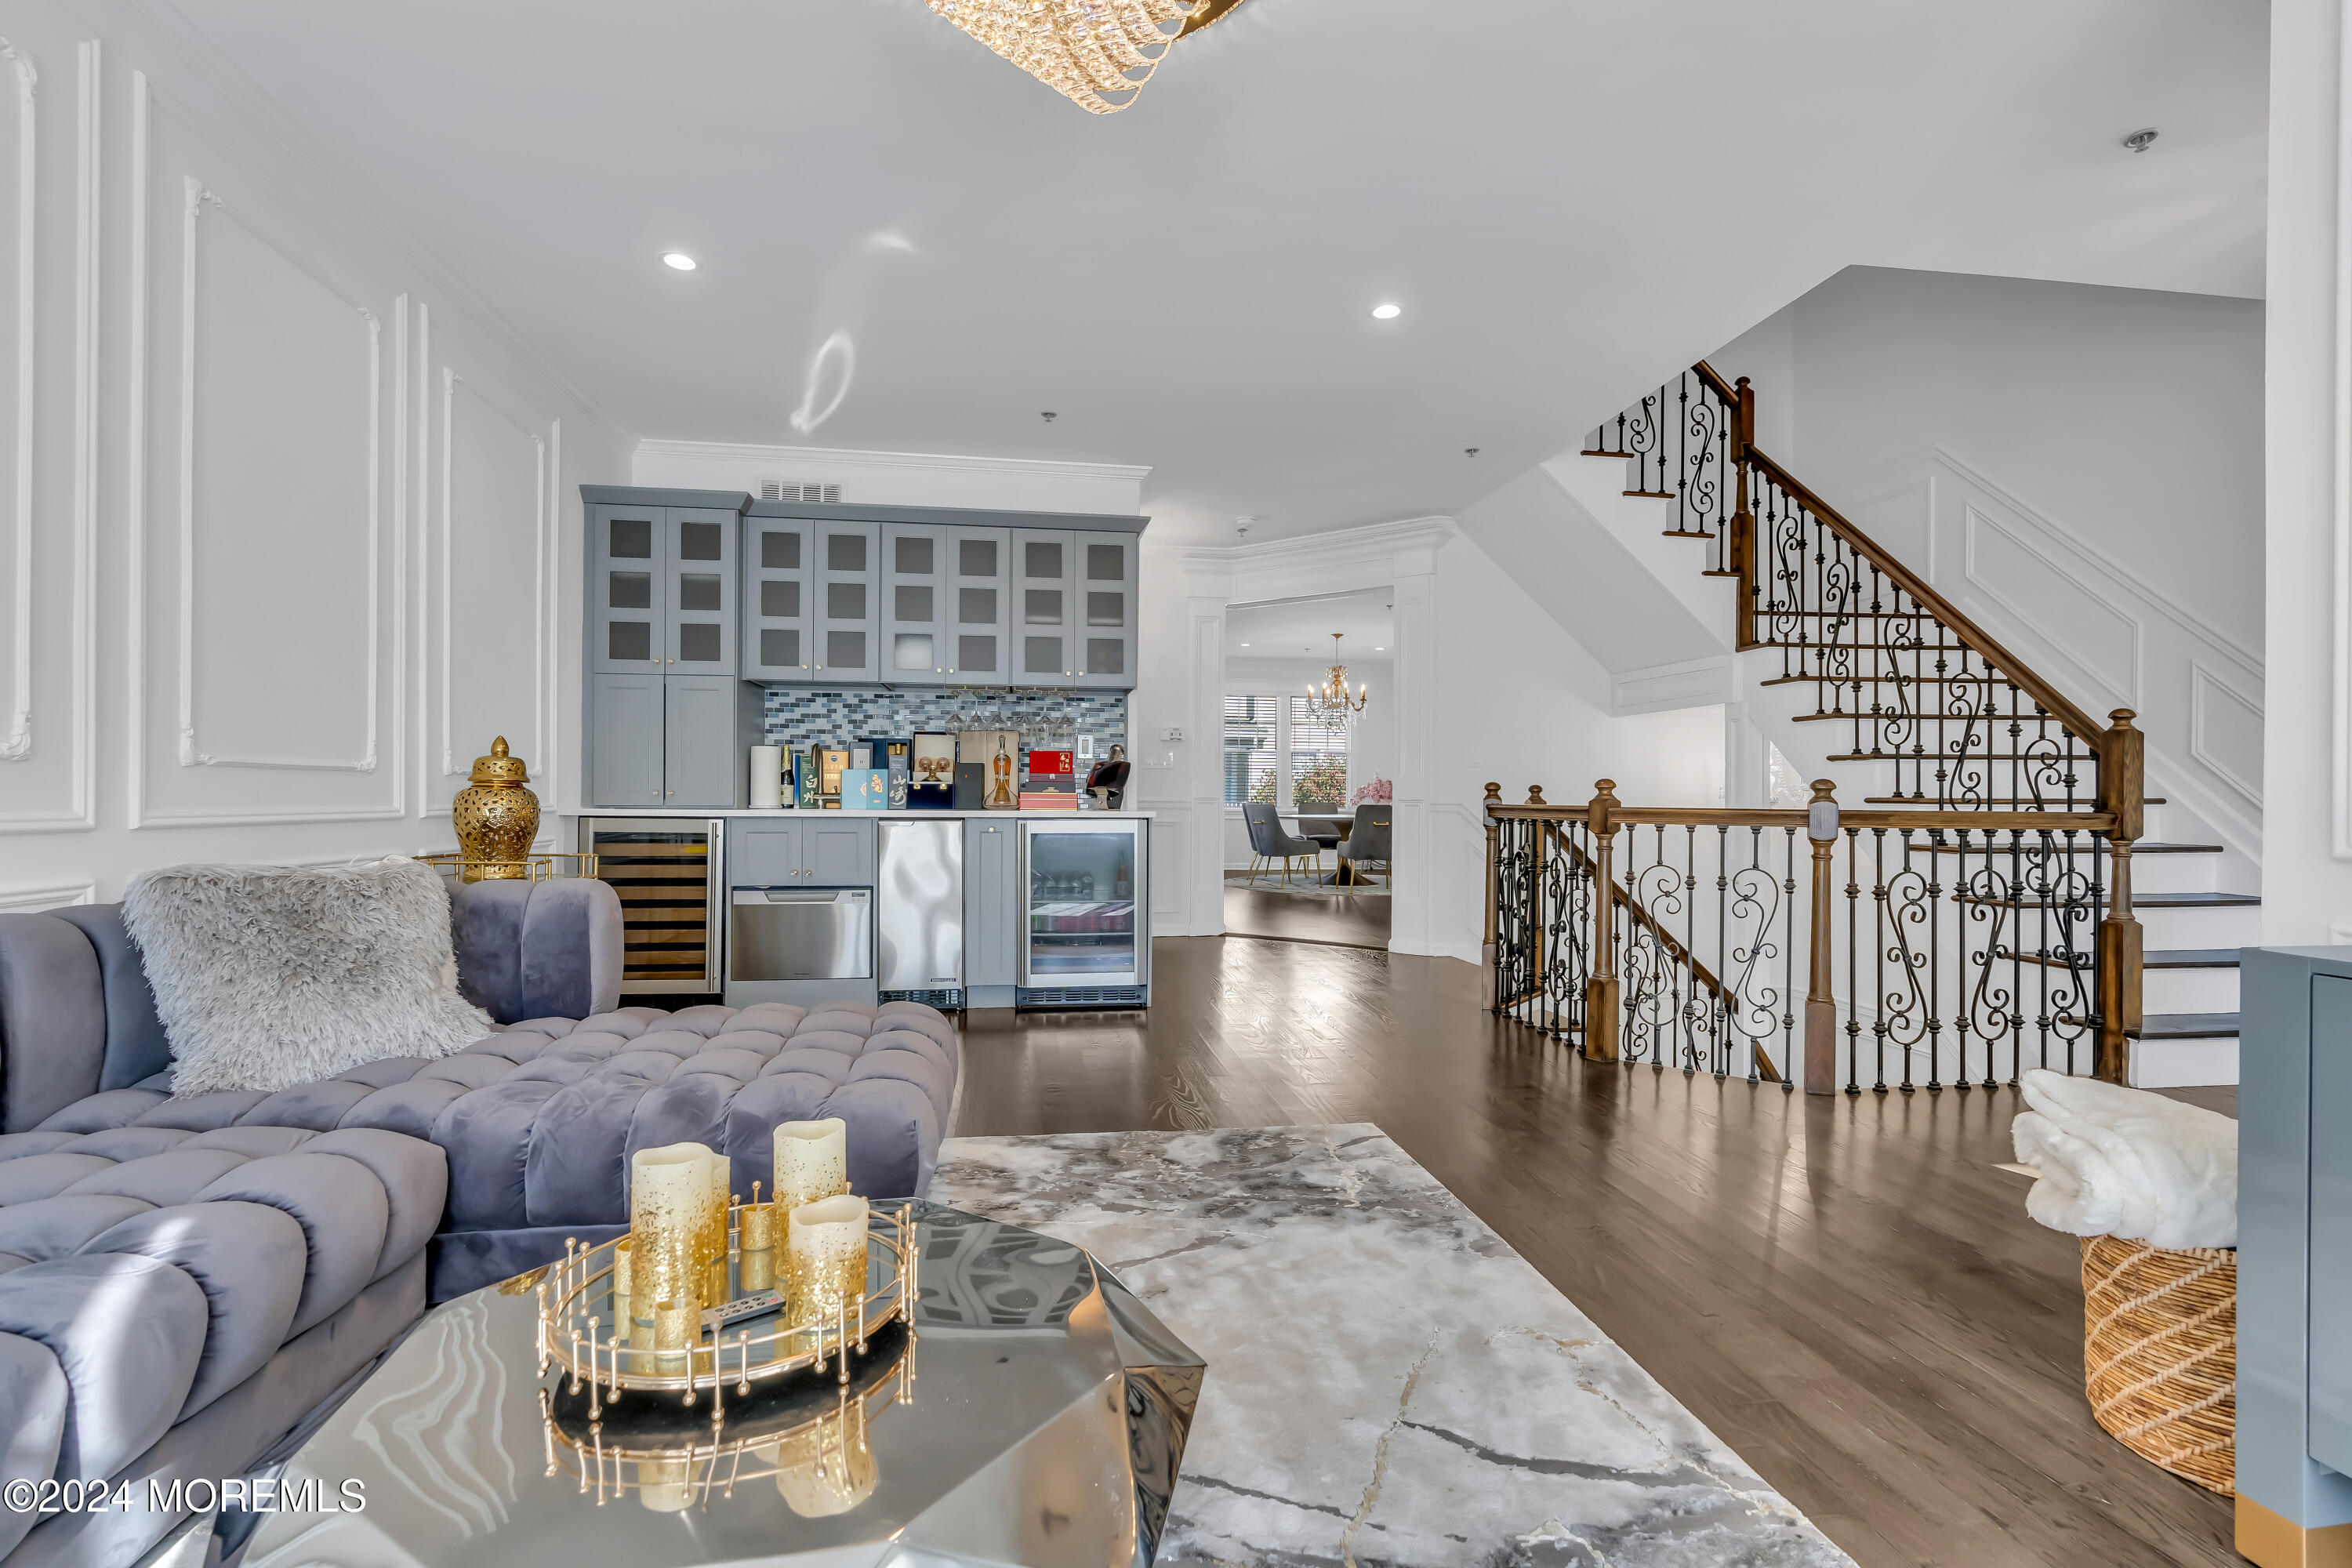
[877,818,964,1007]
[727,887,873,1007]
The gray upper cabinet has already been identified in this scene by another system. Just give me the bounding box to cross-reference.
[666,509,737,677]
[743,518,813,681]
[1014,528,1076,686]
[814,521,880,683]
[882,524,948,681]
[592,504,667,675]
[1074,532,1138,689]
[946,528,1011,686]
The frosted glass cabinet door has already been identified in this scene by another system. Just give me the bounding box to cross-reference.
[666,509,738,676]
[592,504,666,674]
[1013,528,1076,687]
[881,524,948,681]
[742,519,813,681]
[662,675,739,807]
[1073,532,1138,690]
[946,527,1011,687]
[814,521,880,682]
[590,672,665,804]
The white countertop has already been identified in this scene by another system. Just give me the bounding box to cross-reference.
[573,807,1156,820]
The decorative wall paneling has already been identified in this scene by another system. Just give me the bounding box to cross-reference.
[0,880,93,912]
[1912,448,2266,865]
[128,73,401,829]
[430,337,557,838]
[0,28,95,833]
[4,2,626,906]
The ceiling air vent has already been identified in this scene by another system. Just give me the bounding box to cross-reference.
[759,479,840,503]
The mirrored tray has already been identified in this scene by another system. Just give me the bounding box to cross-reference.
[519,1201,916,1410]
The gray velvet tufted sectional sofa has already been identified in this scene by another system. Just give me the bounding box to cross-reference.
[0,882,960,1566]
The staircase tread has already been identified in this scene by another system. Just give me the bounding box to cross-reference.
[1762,675,2060,687]
[2146,948,2241,968]
[2136,891,2260,907]
[2127,1012,2241,1040]
[2129,841,2225,853]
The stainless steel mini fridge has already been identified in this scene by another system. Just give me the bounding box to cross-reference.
[1018,817,1147,1007]
[877,818,964,1009]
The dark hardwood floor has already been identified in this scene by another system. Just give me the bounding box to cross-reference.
[1221,876,1392,948]
[956,935,2236,1568]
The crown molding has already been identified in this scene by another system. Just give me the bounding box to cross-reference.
[633,437,1151,486]
[1169,514,1457,572]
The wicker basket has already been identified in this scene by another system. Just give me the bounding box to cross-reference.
[2079,1233,2236,1493]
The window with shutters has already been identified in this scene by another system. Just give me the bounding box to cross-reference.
[1222,695,1279,806]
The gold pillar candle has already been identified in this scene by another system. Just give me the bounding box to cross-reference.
[653,1297,699,1377]
[702,1146,732,1264]
[638,1456,691,1514]
[629,1145,708,1322]
[610,1236,633,1334]
[739,1200,779,1292]
[786,1195,869,1327]
[773,1401,878,1518]
[771,1119,850,1218]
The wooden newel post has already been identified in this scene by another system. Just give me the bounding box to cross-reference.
[1804,779,1840,1094]
[2096,710,2145,1084]
[1584,780,1621,1062]
[1482,782,1502,1005]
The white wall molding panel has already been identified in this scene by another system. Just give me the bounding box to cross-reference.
[2,1,627,904]
[1911,448,2265,863]
[0,27,96,833]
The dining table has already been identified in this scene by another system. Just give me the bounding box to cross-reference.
[1287,809,1375,887]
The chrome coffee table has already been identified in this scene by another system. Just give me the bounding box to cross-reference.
[244,1203,1204,1568]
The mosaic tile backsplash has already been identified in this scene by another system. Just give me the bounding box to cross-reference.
[760,687,1129,759]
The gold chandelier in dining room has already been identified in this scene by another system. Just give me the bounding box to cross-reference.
[923,0,1248,114]
[1303,633,1369,726]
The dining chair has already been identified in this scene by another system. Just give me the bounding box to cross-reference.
[1242,801,1324,887]
[1338,804,1392,887]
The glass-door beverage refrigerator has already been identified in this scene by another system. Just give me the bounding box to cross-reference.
[1017,818,1148,1007]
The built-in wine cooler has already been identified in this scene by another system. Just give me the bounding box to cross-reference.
[1018,817,1147,1007]
[580,818,725,995]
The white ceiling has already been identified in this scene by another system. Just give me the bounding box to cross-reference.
[1227,592,1394,659]
[162,0,2267,546]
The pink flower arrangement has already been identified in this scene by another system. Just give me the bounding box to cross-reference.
[1348,775,1392,807]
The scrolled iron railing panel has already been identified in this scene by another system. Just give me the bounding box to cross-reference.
[1584,368,1740,574]
[1487,794,2114,1092]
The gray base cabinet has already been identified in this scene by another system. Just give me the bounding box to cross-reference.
[727,817,878,887]
[964,818,1018,989]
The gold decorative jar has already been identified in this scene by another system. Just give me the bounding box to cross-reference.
[452,736,540,881]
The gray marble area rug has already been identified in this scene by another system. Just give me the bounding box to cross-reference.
[930,1123,1855,1568]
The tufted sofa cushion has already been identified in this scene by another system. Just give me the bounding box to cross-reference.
[0,998,956,1307]
[0,1122,445,1559]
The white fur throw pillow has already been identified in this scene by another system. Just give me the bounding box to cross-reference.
[124,857,495,1094]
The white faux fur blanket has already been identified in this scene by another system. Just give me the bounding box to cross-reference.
[124,857,494,1095]
[2010,1068,2238,1249]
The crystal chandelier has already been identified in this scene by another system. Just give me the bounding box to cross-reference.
[1303,633,1369,725]
[924,0,1243,114]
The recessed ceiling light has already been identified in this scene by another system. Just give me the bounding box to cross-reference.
[1370,302,1402,320]
[1240,642,1250,647]
[662,252,698,271]
[1375,646,1385,652]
